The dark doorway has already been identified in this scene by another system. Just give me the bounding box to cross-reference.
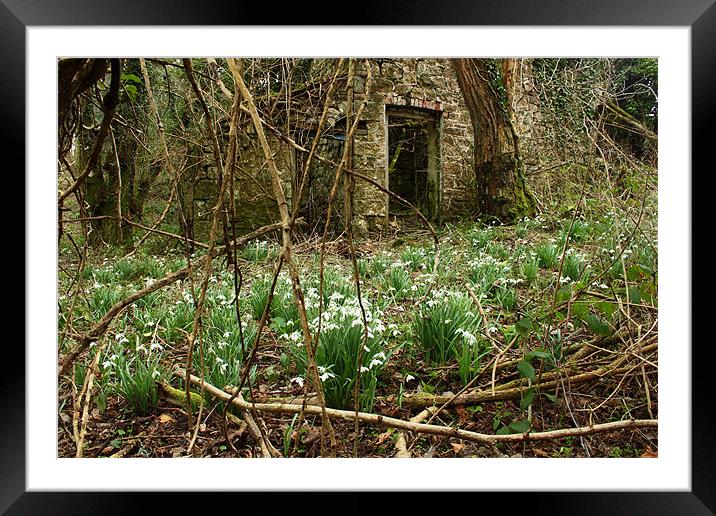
[386,108,440,222]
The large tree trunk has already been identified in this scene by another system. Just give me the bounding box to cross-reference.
[452,58,534,222]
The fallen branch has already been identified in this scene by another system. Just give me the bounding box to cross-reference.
[176,368,657,446]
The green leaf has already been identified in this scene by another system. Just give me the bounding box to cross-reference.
[596,301,617,319]
[525,349,551,361]
[517,360,536,381]
[492,418,501,431]
[495,426,512,435]
[509,419,531,433]
[542,392,560,404]
[583,313,612,336]
[627,287,642,304]
[121,73,142,84]
[520,388,536,410]
[515,317,533,336]
[556,284,573,303]
[110,439,122,449]
[571,302,589,317]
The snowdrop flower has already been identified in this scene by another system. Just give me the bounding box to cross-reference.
[291,376,304,388]
[360,366,370,373]
[405,374,415,382]
[150,341,163,352]
[152,369,161,379]
[115,333,129,345]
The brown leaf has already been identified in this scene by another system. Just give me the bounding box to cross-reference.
[533,448,550,458]
[301,427,322,445]
[640,447,657,458]
[451,442,465,455]
[376,429,394,444]
[159,413,175,424]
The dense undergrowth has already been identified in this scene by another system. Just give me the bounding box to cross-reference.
[58,182,658,458]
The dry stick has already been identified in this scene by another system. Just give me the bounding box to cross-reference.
[178,368,657,446]
[394,407,436,458]
[74,339,106,457]
[397,341,657,410]
[343,60,372,457]
[229,58,337,455]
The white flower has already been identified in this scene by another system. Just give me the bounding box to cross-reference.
[150,341,163,352]
[360,366,370,373]
[291,376,304,388]
[152,369,161,379]
[405,374,415,382]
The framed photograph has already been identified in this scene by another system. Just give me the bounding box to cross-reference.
[10,0,710,513]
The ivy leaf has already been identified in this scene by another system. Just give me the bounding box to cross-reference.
[627,287,642,304]
[515,317,533,336]
[517,360,536,381]
[509,419,531,433]
[520,388,536,410]
[542,392,560,404]
[583,313,612,336]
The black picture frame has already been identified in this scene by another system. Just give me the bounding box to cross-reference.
[7,1,709,513]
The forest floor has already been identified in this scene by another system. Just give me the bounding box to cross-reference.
[58,199,658,459]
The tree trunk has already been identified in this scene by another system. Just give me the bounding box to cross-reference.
[452,58,534,222]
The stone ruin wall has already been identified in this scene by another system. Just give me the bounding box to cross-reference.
[506,58,544,174]
[347,58,475,232]
[194,58,549,237]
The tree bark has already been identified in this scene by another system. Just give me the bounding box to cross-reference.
[452,58,534,222]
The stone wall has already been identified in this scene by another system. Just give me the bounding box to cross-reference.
[346,58,476,232]
[196,58,555,237]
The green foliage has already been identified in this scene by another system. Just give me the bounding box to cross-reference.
[384,266,411,300]
[240,240,278,262]
[288,298,388,412]
[248,275,274,321]
[197,318,258,392]
[112,347,163,415]
[413,291,485,370]
[535,243,559,269]
[562,252,587,282]
[468,254,508,296]
[520,256,540,285]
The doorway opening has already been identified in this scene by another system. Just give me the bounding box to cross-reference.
[386,107,441,222]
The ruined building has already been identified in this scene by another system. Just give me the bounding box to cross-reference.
[193,58,541,236]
